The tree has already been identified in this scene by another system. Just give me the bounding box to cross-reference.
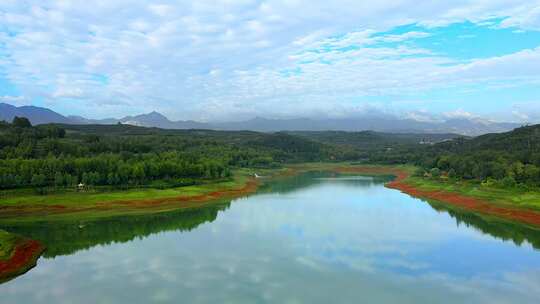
[523,164,540,185]
[12,116,32,128]
[132,164,146,184]
[490,162,506,180]
[31,174,47,187]
[436,156,451,171]
[430,168,441,178]
[54,172,64,188]
[41,125,66,138]
[448,168,457,179]
[413,168,425,177]
[508,161,525,181]
[64,174,77,187]
[501,176,517,188]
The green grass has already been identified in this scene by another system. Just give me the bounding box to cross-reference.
[405,176,540,211]
[0,172,251,207]
[0,230,19,260]
[0,163,408,208]
[0,167,291,223]
[1,162,537,222]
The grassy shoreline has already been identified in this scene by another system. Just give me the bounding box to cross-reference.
[0,171,252,207]
[0,163,384,209]
[1,162,540,283]
[402,177,540,212]
[1,162,539,226]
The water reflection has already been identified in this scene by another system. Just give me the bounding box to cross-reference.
[0,172,392,259]
[427,200,540,249]
[0,201,231,258]
[1,172,540,304]
[257,170,393,194]
[0,172,539,259]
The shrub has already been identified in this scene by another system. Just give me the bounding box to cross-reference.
[430,168,441,178]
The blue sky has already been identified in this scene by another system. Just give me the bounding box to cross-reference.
[1,1,540,122]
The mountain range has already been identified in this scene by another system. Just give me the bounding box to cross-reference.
[0,102,522,136]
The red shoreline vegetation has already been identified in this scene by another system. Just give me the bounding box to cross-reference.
[0,238,45,283]
[2,165,540,229]
[101,178,260,208]
[0,178,260,218]
[336,166,540,228]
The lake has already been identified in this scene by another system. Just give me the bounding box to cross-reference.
[1,172,540,303]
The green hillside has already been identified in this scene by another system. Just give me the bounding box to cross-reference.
[417,125,540,188]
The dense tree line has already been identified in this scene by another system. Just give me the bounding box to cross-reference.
[411,125,540,189]
[0,153,230,189]
[3,116,538,192]
[294,125,540,189]
[0,118,356,191]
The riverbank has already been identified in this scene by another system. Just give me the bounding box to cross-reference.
[289,164,540,229]
[1,163,540,228]
[0,164,401,221]
[0,230,44,284]
[0,169,265,222]
[385,171,540,229]
[2,163,540,284]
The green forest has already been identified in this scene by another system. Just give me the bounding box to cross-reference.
[411,125,540,189]
[0,117,359,191]
[294,126,540,190]
[1,116,539,193]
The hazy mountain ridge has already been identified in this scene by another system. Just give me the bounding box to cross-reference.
[0,103,72,125]
[0,103,522,136]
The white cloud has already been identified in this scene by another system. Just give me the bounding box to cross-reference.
[52,87,84,99]
[512,110,530,121]
[378,31,432,43]
[443,109,478,119]
[0,1,539,120]
[0,95,29,105]
[510,101,540,123]
[405,110,442,123]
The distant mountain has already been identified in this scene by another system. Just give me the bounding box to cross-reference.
[68,115,118,125]
[288,130,463,149]
[213,116,521,136]
[439,118,520,136]
[0,103,73,125]
[70,111,209,129]
[435,123,540,153]
[118,111,209,129]
[0,103,522,136]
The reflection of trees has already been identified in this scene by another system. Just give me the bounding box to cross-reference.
[0,172,390,259]
[6,171,537,263]
[258,171,393,195]
[427,200,540,250]
[0,201,231,258]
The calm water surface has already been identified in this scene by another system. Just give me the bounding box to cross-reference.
[2,172,540,303]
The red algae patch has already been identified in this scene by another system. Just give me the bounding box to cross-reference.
[0,238,45,283]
